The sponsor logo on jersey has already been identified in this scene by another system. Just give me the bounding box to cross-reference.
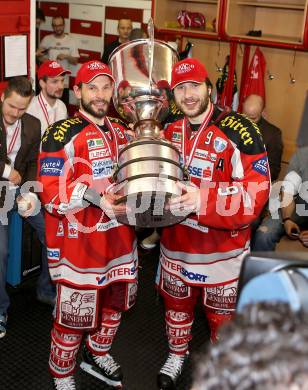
[85,131,97,136]
[162,271,190,299]
[56,221,64,237]
[96,267,133,285]
[181,218,209,233]
[210,153,217,161]
[46,118,83,143]
[205,285,237,309]
[58,286,97,329]
[87,138,104,150]
[113,126,125,139]
[252,157,268,176]
[181,268,208,282]
[96,220,119,231]
[40,157,64,176]
[213,137,228,153]
[47,248,60,261]
[89,148,109,160]
[161,258,208,284]
[92,158,113,179]
[188,159,213,180]
[168,310,190,321]
[68,223,78,238]
[171,132,181,142]
[220,114,260,145]
[194,149,209,160]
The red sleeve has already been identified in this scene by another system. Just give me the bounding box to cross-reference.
[37,118,88,217]
[198,113,270,230]
[198,149,270,230]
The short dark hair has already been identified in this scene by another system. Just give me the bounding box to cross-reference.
[52,15,65,26]
[3,77,34,99]
[192,302,308,390]
[129,28,146,40]
[205,77,213,91]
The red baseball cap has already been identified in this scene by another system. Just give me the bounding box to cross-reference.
[170,58,208,89]
[37,60,71,80]
[75,61,114,85]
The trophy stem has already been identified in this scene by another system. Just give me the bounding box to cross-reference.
[134,119,161,138]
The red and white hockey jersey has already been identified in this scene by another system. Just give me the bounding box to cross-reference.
[38,113,137,288]
[158,107,270,286]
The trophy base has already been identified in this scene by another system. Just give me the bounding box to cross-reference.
[110,177,190,227]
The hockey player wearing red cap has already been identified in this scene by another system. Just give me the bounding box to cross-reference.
[156,58,270,389]
[27,60,71,135]
[38,61,137,390]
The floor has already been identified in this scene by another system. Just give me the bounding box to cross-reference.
[0,245,210,390]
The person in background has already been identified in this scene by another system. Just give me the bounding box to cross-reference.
[27,61,70,135]
[0,77,55,339]
[156,58,270,389]
[191,302,308,390]
[242,94,283,182]
[38,61,138,390]
[242,94,283,250]
[129,27,147,40]
[38,15,79,106]
[253,146,308,251]
[101,19,132,64]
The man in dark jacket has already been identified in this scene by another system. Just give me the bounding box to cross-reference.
[101,19,132,64]
[242,94,283,182]
[0,77,54,338]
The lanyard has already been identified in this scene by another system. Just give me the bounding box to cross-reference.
[38,92,55,127]
[78,110,119,163]
[7,120,21,155]
[181,102,214,167]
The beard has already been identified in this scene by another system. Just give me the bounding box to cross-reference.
[176,93,210,120]
[81,97,109,119]
[46,89,63,100]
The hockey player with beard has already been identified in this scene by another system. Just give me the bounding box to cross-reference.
[38,61,138,390]
[156,58,270,389]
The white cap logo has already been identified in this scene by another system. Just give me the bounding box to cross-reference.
[176,63,195,74]
[88,62,105,71]
[50,61,61,68]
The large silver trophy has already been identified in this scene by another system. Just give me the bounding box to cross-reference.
[108,20,188,227]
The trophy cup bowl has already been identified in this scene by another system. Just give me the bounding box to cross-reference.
[109,38,189,227]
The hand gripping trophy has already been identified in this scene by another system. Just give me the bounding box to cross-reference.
[108,19,190,227]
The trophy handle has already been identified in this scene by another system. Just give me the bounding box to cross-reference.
[147,18,155,88]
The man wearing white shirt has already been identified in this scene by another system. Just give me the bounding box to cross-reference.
[27,60,70,134]
[0,77,55,339]
[38,15,79,105]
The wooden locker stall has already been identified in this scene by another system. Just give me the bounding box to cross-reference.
[153,0,308,161]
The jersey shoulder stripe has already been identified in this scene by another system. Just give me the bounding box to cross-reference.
[217,111,265,155]
[41,116,88,152]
